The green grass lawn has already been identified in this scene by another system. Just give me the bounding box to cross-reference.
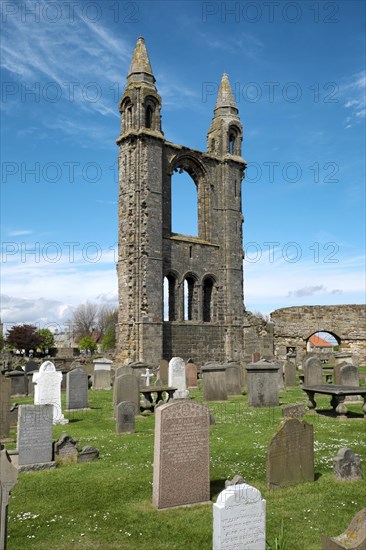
[4,381,366,550]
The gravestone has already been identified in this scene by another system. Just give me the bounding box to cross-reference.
[225,363,242,396]
[153,401,210,509]
[201,364,227,401]
[114,373,140,412]
[141,368,154,387]
[282,404,306,419]
[32,361,68,425]
[252,352,261,363]
[0,445,19,550]
[186,362,198,389]
[303,356,323,386]
[335,352,354,365]
[77,446,99,463]
[24,360,38,374]
[54,434,78,465]
[0,376,11,439]
[17,405,53,466]
[116,401,136,434]
[115,365,133,378]
[276,361,285,390]
[92,358,112,390]
[246,360,279,407]
[5,370,27,396]
[334,361,348,384]
[322,508,366,550]
[333,448,363,481]
[284,360,296,386]
[213,482,266,550]
[168,357,189,398]
[159,360,169,385]
[266,418,314,489]
[340,364,361,402]
[66,367,89,410]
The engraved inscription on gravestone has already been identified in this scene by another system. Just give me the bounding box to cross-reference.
[17,405,53,466]
[213,482,266,550]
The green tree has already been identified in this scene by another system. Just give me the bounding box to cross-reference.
[101,324,116,350]
[37,328,55,353]
[78,336,97,354]
[6,324,40,354]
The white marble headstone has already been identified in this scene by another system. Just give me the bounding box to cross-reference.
[168,357,189,398]
[213,482,266,550]
[32,361,68,425]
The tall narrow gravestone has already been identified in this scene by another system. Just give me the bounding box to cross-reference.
[168,357,189,398]
[152,401,210,509]
[66,367,89,410]
[246,360,279,407]
[1,446,19,550]
[32,361,68,425]
[92,358,112,390]
[116,401,136,434]
[114,374,140,414]
[339,365,361,402]
[284,360,296,386]
[17,405,53,466]
[266,419,314,489]
[186,362,198,389]
[225,363,242,396]
[303,356,323,386]
[0,376,11,440]
[213,482,266,550]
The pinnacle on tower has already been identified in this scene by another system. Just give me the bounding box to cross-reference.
[127,36,155,84]
[214,73,238,112]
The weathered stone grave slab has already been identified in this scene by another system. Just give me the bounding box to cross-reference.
[186,362,198,389]
[159,360,169,385]
[153,401,210,509]
[66,367,89,410]
[114,373,140,413]
[92,358,112,390]
[333,448,363,481]
[5,371,27,396]
[168,357,189,398]
[282,404,306,419]
[276,361,285,390]
[1,445,19,550]
[225,363,242,396]
[322,508,366,550]
[116,401,136,434]
[284,360,296,386]
[0,376,11,440]
[77,446,99,463]
[246,360,279,407]
[334,361,348,384]
[201,364,227,401]
[340,364,362,402]
[32,361,68,425]
[213,482,266,550]
[17,405,53,466]
[266,418,314,489]
[304,356,323,386]
[54,434,78,465]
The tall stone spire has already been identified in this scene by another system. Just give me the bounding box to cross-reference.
[214,73,238,112]
[118,36,162,136]
[207,73,243,157]
[127,36,155,85]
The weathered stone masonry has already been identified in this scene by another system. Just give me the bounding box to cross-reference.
[116,38,246,365]
[271,305,366,363]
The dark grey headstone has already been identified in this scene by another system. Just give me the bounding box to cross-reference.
[266,418,314,489]
[304,356,323,385]
[116,401,136,433]
[333,448,363,481]
[284,361,296,386]
[17,405,53,466]
[0,445,19,550]
[201,364,227,401]
[114,373,140,412]
[225,363,242,396]
[66,367,89,410]
[0,376,11,439]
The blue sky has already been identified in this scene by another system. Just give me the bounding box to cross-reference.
[1,0,365,332]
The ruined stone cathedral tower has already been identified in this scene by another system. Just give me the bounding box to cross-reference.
[116,37,246,365]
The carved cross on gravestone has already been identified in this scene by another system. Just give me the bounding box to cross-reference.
[1,446,18,550]
[141,368,153,387]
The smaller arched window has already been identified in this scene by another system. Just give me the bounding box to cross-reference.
[202,277,215,322]
[145,105,153,128]
[163,273,177,321]
[228,126,241,156]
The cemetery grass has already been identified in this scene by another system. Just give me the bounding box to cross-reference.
[5,381,366,550]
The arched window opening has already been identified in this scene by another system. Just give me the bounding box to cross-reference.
[306,331,341,356]
[163,274,176,321]
[202,278,214,322]
[171,169,198,236]
[125,103,132,130]
[145,105,153,128]
[183,276,195,321]
[229,132,236,154]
